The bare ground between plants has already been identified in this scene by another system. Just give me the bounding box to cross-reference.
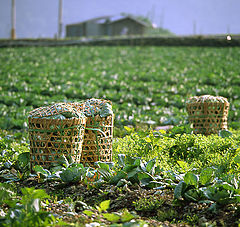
[11,178,240,226]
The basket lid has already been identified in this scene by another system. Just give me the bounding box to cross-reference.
[186,95,229,104]
[28,103,86,119]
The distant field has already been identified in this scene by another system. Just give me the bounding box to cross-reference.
[0,46,240,130]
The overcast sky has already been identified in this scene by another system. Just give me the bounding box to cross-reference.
[0,0,239,38]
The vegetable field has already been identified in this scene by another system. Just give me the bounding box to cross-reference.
[0,46,240,130]
[0,46,240,226]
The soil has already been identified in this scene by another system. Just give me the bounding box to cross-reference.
[12,178,240,226]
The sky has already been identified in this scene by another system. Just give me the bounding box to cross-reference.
[0,0,240,38]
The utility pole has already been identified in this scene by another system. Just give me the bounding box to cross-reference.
[11,0,16,39]
[58,0,63,39]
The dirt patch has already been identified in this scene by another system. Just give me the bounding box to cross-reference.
[12,179,240,226]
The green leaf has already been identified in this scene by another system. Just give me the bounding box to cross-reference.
[145,137,151,143]
[137,172,153,181]
[219,130,232,138]
[57,155,69,167]
[133,158,141,167]
[139,177,152,187]
[21,187,34,196]
[96,161,113,171]
[5,199,18,208]
[17,152,30,169]
[21,187,49,200]
[98,168,112,182]
[123,165,136,173]
[199,168,214,186]
[177,160,189,172]
[0,183,15,203]
[99,200,110,212]
[31,189,49,200]
[121,210,135,222]
[174,181,187,199]
[221,182,235,191]
[184,172,198,187]
[116,179,130,187]
[33,165,51,177]
[204,186,233,205]
[184,189,200,202]
[146,158,156,173]
[234,155,240,164]
[125,155,137,165]
[87,127,106,137]
[83,210,94,217]
[99,102,113,117]
[102,213,120,223]
[118,154,126,167]
[110,171,127,185]
[127,168,139,179]
[235,195,240,202]
[124,126,134,133]
[127,168,140,184]
[60,167,83,183]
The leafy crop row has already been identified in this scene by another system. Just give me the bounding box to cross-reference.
[1,127,240,188]
[0,46,240,131]
[1,128,240,225]
[115,127,240,172]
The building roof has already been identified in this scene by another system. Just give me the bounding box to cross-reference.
[66,15,149,27]
[109,15,149,27]
[66,16,111,26]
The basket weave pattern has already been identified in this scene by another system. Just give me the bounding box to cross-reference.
[70,100,113,166]
[81,115,113,166]
[28,118,86,168]
[186,101,229,135]
[28,103,86,168]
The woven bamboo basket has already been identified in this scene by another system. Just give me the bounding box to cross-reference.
[186,95,229,135]
[28,103,86,168]
[82,114,113,166]
[71,99,114,166]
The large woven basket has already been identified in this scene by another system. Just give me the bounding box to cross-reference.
[186,95,229,135]
[28,103,86,168]
[71,99,114,166]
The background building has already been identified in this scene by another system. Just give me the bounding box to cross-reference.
[66,15,149,37]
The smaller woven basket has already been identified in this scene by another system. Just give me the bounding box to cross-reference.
[186,95,229,135]
[28,103,86,168]
[71,99,114,166]
[82,114,113,166]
